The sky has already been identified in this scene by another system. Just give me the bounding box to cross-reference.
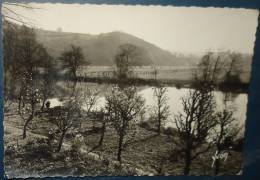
[3,3,259,55]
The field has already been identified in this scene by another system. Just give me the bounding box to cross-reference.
[76,66,251,83]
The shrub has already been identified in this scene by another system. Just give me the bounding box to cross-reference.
[24,138,52,158]
[169,148,184,162]
[139,120,156,131]
[140,120,177,136]
[5,145,16,156]
[162,127,176,136]
[65,132,75,139]
[67,145,82,161]
[175,82,182,89]
[139,121,150,129]
[71,134,84,152]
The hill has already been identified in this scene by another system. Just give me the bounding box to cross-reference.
[3,21,253,69]
[35,29,198,66]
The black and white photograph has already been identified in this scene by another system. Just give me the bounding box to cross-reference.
[2,2,259,177]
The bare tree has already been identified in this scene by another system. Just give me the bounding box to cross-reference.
[81,86,100,129]
[194,52,226,89]
[15,25,46,76]
[48,96,82,152]
[3,22,40,104]
[223,52,243,86]
[151,85,170,135]
[14,26,50,139]
[172,51,241,175]
[19,72,42,139]
[3,21,19,104]
[174,89,217,175]
[105,85,145,163]
[59,45,86,79]
[195,51,244,90]
[211,109,240,175]
[2,2,36,26]
[211,93,241,175]
[114,43,144,81]
[97,110,107,148]
[89,108,109,151]
[59,45,87,97]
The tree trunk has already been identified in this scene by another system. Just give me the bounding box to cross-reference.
[98,121,106,147]
[73,71,77,80]
[214,159,220,175]
[79,119,82,131]
[41,97,46,111]
[18,87,23,114]
[92,119,96,129]
[10,79,16,100]
[57,130,66,152]
[22,114,33,139]
[157,116,161,135]
[4,69,8,101]
[183,149,192,175]
[117,133,124,163]
[71,80,77,97]
[214,148,221,175]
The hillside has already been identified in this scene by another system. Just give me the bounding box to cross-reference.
[35,29,198,66]
[3,21,253,69]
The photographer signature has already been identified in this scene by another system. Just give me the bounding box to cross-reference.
[211,150,229,167]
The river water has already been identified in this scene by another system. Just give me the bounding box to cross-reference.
[139,87,247,128]
[49,86,248,129]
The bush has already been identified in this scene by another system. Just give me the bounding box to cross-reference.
[169,148,184,162]
[139,121,150,129]
[71,133,84,151]
[24,138,52,158]
[139,120,156,131]
[5,145,16,156]
[175,82,182,89]
[162,127,176,136]
[65,132,75,139]
[140,120,177,136]
[66,145,82,161]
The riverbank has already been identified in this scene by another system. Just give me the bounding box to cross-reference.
[50,75,249,94]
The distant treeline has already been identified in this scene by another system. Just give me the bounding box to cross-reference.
[51,74,250,94]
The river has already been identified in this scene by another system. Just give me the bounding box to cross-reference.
[48,86,248,129]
